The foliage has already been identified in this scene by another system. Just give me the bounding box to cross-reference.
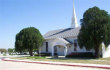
[66,52,94,58]
[0,48,7,54]
[8,48,15,55]
[78,6,110,58]
[15,27,44,56]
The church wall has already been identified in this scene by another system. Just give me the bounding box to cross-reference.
[41,37,95,56]
[102,44,110,58]
[65,37,95,55]
[40,42,46,53]
[41,39,54,53]
[67,44,95,55]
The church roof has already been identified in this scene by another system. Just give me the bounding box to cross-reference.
[44,27,81,39]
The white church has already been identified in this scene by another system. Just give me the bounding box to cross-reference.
[40,2,110,58]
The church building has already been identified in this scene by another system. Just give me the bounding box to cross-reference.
[39,1,110,58]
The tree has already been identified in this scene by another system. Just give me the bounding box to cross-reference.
[8,48,14,55]
[78,6,110,58]
[15,34,25,54]
[0,48,7,54]
[15,27,44,56]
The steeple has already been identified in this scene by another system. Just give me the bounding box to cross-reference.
[71,0,78,28]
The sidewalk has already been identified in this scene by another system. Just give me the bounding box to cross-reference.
[2,58,110,69]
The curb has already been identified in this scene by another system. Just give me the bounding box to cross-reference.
[2,58,110,69]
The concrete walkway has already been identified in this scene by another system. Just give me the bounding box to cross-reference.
[2,58,110,69]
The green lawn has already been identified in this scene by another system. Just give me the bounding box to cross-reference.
[12,56,110,65]
[100,57,110,61]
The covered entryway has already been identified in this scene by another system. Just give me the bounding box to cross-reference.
[54,45,65,56]
[51,38,69,57]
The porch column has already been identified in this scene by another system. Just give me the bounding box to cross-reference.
[64,46,67,57]
[52,46,54,56]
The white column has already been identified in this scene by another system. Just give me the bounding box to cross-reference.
[64,46,67,57]
[52,46,54,56]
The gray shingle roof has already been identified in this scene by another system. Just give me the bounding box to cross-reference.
[44,27,81,39]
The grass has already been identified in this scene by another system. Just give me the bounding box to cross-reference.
[12,56,110,65]
[18,56,46,59]
[99,57,110,60]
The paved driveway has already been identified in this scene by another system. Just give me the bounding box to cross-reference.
[0,59,108,70]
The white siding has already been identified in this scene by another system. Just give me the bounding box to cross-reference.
[65,37,95,55]
[103,45,110,58]
[41,39,54,53]
[41,37,95,56]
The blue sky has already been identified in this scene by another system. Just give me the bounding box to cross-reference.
[0,0,110,49]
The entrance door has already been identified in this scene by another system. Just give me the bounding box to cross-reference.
[58,46,65,56]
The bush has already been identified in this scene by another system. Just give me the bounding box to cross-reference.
[66,52,95,58]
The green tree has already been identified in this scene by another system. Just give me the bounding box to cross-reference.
[78,6,110,58]
[15,27,44,56]
[8,48,14,55]
[15,34,24,54]
[0,48,7,54]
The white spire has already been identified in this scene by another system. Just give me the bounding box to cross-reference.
[71,0,78,28]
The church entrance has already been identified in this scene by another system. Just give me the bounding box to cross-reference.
[51,38,68,57]
[54,45,65,56]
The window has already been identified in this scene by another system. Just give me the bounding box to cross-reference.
[46,42,48,52]
[74,39,77,51]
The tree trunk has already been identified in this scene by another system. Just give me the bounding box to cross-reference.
[95,46,100,58]
[29,50,33,56]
